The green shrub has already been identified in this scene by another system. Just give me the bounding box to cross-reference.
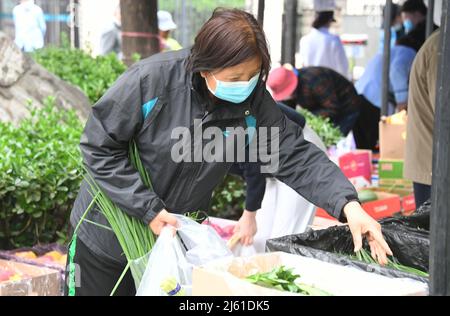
[32,47,127,104]
[0,97,83,249]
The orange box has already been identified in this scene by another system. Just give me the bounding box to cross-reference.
[402,194,416,214]
[316,190,402,221]
[379,188,416,215]
[362,192,402,220]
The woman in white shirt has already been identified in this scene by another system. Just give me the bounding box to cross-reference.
[299,11,349,79]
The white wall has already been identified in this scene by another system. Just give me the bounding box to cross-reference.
[247,0,284,65]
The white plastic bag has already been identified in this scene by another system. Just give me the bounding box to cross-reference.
[136,215,232,296]
[231,243,258,257]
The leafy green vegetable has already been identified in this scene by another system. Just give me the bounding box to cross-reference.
[297,107,344,148]
[246,266,332,296]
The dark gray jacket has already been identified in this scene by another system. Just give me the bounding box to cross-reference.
[70,49,358,264]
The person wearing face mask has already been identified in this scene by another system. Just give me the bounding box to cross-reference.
[66,8,392,296]
[401,0,428,34]
[379,4,405,53]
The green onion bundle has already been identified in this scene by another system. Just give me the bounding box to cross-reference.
[352,249,429,278]
[81,141,156,291]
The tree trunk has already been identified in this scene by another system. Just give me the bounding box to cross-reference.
[120,0,160,65]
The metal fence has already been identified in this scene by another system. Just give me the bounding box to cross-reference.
[158,0,246,48]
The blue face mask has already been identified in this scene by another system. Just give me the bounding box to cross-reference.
[404,19,415,34]
[206,73,260,104]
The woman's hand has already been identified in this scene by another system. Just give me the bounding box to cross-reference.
[233,210,258,246]
[344,202,393,265]
[149,209,178,235]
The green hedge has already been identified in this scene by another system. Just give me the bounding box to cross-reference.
[32,45,127,104]
[0,98,83,249]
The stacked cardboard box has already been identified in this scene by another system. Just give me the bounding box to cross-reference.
[0,259,61,296]
[378,111,415,214]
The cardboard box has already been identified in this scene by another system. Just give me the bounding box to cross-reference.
[402,194,417,214]
[378,159,413,190]
[380,188,416,214]
[338,150,372,189]
[316,189,402,221]
[379,159,404,179]
[379,112,407,160]
[379,179,413,189]
[192,252,428,296]
[362,191,402,219]
[0,259,61,296]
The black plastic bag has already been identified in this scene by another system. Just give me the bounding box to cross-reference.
[379,200,430,231]
[266,203,430,283]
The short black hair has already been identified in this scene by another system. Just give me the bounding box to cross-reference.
[401,0,427,16]
[312,11,335,29]
[188,8,271,81]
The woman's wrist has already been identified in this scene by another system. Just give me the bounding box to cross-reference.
[243,209,257,218]
[343,201,364,219]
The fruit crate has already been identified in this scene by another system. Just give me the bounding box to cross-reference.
[0,259,61,296]
[0,243,67,277]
